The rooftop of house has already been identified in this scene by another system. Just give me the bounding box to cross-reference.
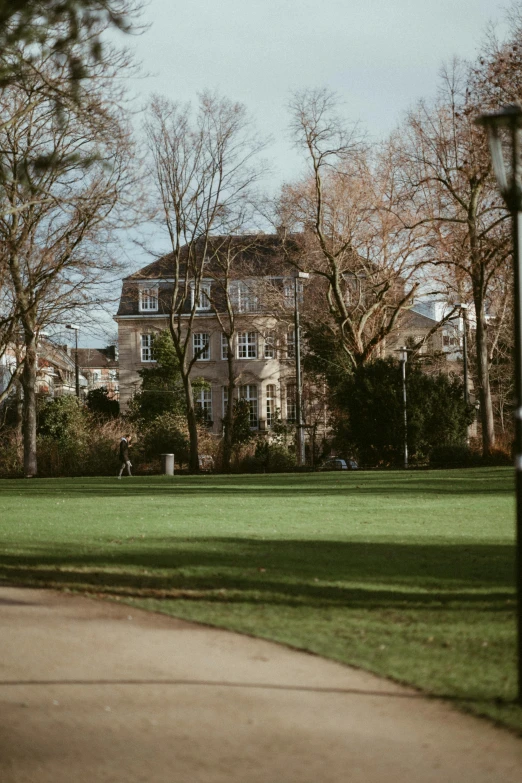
[126,234,300,281]
[398,309,439,330]
[75,347,118,369]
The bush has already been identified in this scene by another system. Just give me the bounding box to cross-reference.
[38,395,89,442]
[429,444,512,468]
[429,445,478,468]
[137,412,190,466]
[86,387,119,418]
[0,430,22,477]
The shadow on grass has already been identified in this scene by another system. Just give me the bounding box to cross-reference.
[0,538,515,611]
[0,468,514,498]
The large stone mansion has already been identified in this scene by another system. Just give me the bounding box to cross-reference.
[115,234,465,432]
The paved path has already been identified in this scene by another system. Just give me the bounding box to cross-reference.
[1,586,522,783]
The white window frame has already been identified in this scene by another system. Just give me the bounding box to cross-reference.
[221,333,232,360]
[239,384,258,428]
[237,331,257,359]
[222,387,229,418]
[287,328,296,359]
[286,383,296,423]
[193,333,210,361]
[139,286,159,312]
[266,384,277,427]
[140,334,155,363]
[195,387,213,423]
[283,278,303,309]
[191,281,212,311]
[229,280,258,313]
[264,331,275,359]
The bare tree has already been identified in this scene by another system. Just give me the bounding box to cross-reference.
[0,51,136,476]
[281,88,426,369]
[392,57,511,455]
[144,93,267,471]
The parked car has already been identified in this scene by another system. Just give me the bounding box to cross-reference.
[319,457,358,471]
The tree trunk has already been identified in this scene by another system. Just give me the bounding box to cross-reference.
[181,373,199,472]
[222,349,235,473]
[474,296,495,456]
[21,339,38,477]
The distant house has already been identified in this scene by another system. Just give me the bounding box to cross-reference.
[387,301,465,363]
[75,346,119,400]
[37,340,78,397]
[0,339,90,401]
[114,235,301,431]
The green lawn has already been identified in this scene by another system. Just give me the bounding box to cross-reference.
[1,468,520,731]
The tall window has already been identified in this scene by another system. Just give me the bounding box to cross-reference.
[283,278,303,308]
[141,334,155,362]
[139,286,158,312]
[264,331,275,359]
[222,387,229,418]
[193,333,210,361]
[229,280,258,313]
[191,281,211,311]
[239,384,258,427]
[266,384,277,426]
[287,328,296,359]
[237,331,257,359]
[195,387,213,423]
[221,333,231,360]
[286,383,296,423]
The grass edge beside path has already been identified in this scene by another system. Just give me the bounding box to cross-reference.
[1,468,520,734]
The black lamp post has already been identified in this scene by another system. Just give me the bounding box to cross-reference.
[399,346,408,470]
[476,104,522,702]
[66,324,80,397]
[459,304,470,446]
[294,271,309,466]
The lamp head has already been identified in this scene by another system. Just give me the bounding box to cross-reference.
[476,105,522,211]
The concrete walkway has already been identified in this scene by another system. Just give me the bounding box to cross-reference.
[1,586,522,783]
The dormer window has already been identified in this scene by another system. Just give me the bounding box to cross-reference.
[229,280,258,313]
[139,286,158,312]
[192,281,212,311]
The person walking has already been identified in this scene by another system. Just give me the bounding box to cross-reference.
[118,435,133,478]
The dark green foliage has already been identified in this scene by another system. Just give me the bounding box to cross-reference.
[251,440,297,472]
[127,331,185,423]
[231,398,254,447]
[335,358,474,466]
[86,386,119,418]
[137,412,189,465]
[38,395,89,441]
[0,1,134,88]
[303,323,352,386]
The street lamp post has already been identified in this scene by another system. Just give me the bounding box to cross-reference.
[459,304,471,446]
[476,104,522,702]
[66,324,80,397]
[399,347,408,470]
[459,304,470,408]
[294,271,309,467]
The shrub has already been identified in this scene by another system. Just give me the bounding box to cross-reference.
[0,430,23,477]
[429,445,478,468]
[86,387,119,418]
[38,395,89,442]
[137,412,190,466]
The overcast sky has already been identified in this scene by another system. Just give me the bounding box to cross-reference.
[84,0,510,345]
[125,0,508,184]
